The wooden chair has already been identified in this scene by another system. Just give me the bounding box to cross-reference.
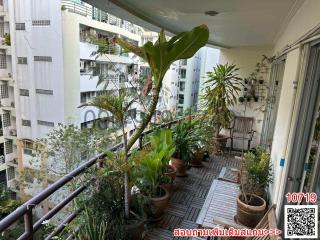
[213,205,281,240]
[229,116,255,151]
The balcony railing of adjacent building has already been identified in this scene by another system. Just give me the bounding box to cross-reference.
[61,0,142,36]
[0,118,183,240]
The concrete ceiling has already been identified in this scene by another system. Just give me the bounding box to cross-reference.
[84,0,303,48]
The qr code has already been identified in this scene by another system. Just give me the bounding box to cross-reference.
[285,205,318,239]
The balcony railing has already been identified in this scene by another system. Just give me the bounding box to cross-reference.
[0,118,183,239]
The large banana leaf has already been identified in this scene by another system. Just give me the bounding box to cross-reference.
[115,25,209,86]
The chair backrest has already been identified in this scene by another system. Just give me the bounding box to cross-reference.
[249,204,279,240]
[232,116,254,133]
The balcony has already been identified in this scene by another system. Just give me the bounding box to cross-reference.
[2,0,320,239]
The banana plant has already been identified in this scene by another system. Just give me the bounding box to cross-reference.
[114,24,209,150]
[81,25,209,219]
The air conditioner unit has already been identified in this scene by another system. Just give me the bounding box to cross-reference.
[90,61,96,67]
[11,102,14,107]
[8,73,12,78]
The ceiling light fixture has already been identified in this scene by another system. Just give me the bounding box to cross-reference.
[204,10,219,16]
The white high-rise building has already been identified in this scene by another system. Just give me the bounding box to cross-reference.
[0,0,151,204]
[177,47,220,115]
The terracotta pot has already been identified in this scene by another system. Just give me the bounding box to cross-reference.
[164,164,176,180]
[149,186,170,221]
[161,183,174,196]
[213,134,228,154]
[190,150,204,168]
[171,157,187,177]
[125,219,145,240]
[236,193,266,227]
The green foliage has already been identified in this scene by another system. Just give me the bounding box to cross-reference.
[79,89,134,127]
[201,63,242,137]
[131,129,175,197]
[75,208,109,240]
[76,174,125,240]
[149,129,176,167]
[39,124,112,176]
[0,185,20,219]
[172,120,202,161]
[243,146,273,192]
[3,33,10,46]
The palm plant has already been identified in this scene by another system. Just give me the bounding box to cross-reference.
[201,63,242,144]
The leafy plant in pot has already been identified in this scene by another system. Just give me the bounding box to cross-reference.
[80,24,208,236]
[148,129,177,195]
[172,120,200,176]
[201,63,242,154]
[236,146,273,227]
[189,118,209,167]
[131,148,172,221]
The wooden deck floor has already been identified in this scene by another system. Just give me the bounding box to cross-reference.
[145,153,242,240]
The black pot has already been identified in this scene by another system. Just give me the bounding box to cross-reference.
[254,96,259,102]
[259,80,264,84]
[239,97,245,103]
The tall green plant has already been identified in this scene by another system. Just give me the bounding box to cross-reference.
[202,63,242,138]
[173,120,201,161]
[80,25,209,219]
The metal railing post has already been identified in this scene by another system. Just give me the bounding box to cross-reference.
[24,209,33,240]
[139,135,143,149]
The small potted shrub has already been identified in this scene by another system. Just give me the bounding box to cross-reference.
[236,146,272,227]
[172,120,199,176]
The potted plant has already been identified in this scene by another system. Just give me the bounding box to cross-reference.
[236,146,272,227]
[172,120,199,176]
[148,129,176,195]
[189,118,208,167]
[201,63,242,154]
[132,148,170,221]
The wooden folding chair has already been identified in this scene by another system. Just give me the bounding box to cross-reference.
[229,116,255,151]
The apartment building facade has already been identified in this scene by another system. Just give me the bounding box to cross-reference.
[0,0,147,206]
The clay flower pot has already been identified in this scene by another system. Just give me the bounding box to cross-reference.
[171,157,187,177]
[149,186,170,221]
[236,193,266,227]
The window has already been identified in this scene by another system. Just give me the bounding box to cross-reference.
[179,82,185,91]
[5,140,13,154]
[24,148,33,156]
[37,120,54,127]
[180,69,186,78]
[15,23,26,30]
[20,89,29,96]
[7,167,15,180]
[34,56,52,62]
[32,20,50,26]
[0,52,6,69]
[22,119,31,127]
[36,89,53,95]
[0,19,4,37]
[3,112,10,127]
[178,94,184,104]
[180,59,187,66]
[17,57,27,64]
[0,84,8,99]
